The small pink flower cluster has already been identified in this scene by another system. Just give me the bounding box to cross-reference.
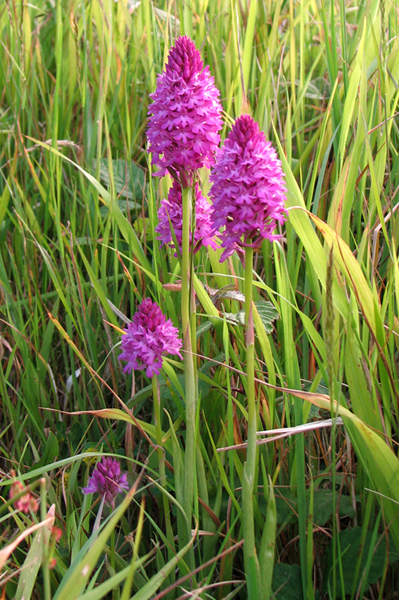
[119,298,182,378]
[83,456,129,508]
[156,180,218,255]
[9,474,38,514]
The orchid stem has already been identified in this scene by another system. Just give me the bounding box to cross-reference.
[243,244,260,598]
[41,478,52,600]
[152,375,175,555]
[111,528,116,600]
[245,245,256,483]
[181,184,196,567]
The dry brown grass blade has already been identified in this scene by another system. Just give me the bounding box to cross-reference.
[0,505,55,571]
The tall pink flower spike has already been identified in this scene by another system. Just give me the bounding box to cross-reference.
[147,36,223,184]
[210,114,287,261]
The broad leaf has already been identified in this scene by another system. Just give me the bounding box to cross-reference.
[324,527,399,597]
[225,300,279,334]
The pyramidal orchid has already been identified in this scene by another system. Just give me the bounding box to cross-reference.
[146,38,222,560]
[119,298,182,552]
[210,114,287,261]
[210,114,287,592]
[119,298,182,378]
[147,36,223,184]
[156,180,217,255]
[83,457,129,508]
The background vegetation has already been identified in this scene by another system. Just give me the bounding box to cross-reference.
[1,0,399,598]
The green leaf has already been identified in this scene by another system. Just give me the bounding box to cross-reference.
[272,563,303,600]
[225,301,279,334]
[76,551,153,600]
[312,490,356,526]
[131,504,195,600]
[97,159,145,204]
[34,431,59,469]
[274,488,298,527]
[324,527,399,597]
[25,138,152,274]
[289,387,399,553]
[275,488,356,528]
[196,320,213,338]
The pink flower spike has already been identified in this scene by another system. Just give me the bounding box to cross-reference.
[210,114,287,261]
[83,457,129,508]
[119,298,182,378]
[147,36,223,181]
[156,180,218,255]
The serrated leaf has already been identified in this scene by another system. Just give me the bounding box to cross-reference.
[196,320,213,338]
[225,300,279,334]
[217,288,245,302]
[254,301,280,331]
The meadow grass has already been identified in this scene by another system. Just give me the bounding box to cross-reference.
[1,0,399,598]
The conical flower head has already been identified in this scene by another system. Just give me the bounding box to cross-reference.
[83,457,129,508]
[119,298,182,378]
[147,36,223,181]
[156,180,217,255]
[210,114,287,261]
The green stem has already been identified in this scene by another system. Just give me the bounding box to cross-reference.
[245,246,256,484]
[181,184,197,564]
[111,528,117,600]
[152,375,175,555]
[41,478,52,600]
[190,190,198,380]
[243,245,260,599]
